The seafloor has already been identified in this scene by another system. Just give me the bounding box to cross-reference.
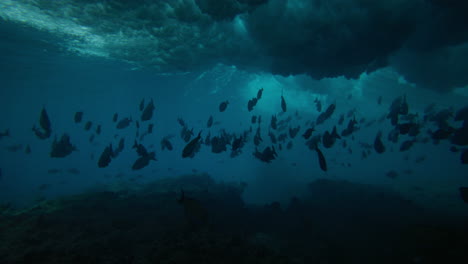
[1,174,467,264]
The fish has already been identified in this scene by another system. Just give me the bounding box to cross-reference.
[74,111,83,123]
[148,124,154,133]
[316,103,336,125]
[98,144,113,168]
[112,113,118,122]
[451,126,468,146]
[96,125,101,135]
[281,95,287,112]
[315,98,322,112]
[161,136,174,151]
[386,170,398,179]
[84,121,92,131]
[67,168,80,175]
[47,169,61,174]
[25,144,31,154]
[338,114,344,125]
[247,98,257,112]
[219,101,229,112]
[139,98,145,111]
[50,134,76,158]
[141,99,155,121]
[341,117,358,137]
[182,131,202,158]
[251,115,257,124]
[39,107,51,132]
[399,140,414,152]
[286,141,293,150]
[374,131,385,154]
[315,147,327,172]
[377,96,382,105]
[132,152,156,170]
[257,88,264,100]
[459,187,468,203]
[211,135,228,154]
[253,146,277,163]
[181,126,194,142]
[455,105,468,122]
[302,127,315,139]
[254,127,262,146]
[204,132,211,146]
[431,127,455,140]
[289,126,300,138]
[116,117,132,129]
[112,138,125,158]
[461,149,468,164]
[269,131,277,143]
[270,115,277,130]
[207,116,213,128]
[33,107,52,139]
[0,129,10,139]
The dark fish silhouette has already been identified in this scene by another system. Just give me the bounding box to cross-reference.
[207,116,213,128]
[315,98,322,112]
[302,128,315,139]
[116,117,132,129]
[0,129,9,139]
[247,97,258,112]
[451,125,468,146]
[182,131,202,158]
[254,127,262,146]
[315,147,327,172]
[461,149,468,164]
[84,121,92,131]
[112,138,125,158]
[96,125,101,135]
[139,98,145,111]
[251,115,257,124]
[374,131,385,154]
[253,146,277,163]
[50,134,76,158]
[256,88,264,100]
[25,144,31,154]
[400,140,414,152]
[5,144,23,152]
[386,170,398,179]
[161,136,174,151]
[141,99,155,121]
[270,115,277,130]
[338,114,344,125]
[269,131,277,143]
[460,187,468,203]
[316,103,336,125]
[281,95,287,112]
[39,107,51,132]
[98,144,114,168]
[289,126,300,138]
[455,105,468,122]
[74,111,83,123]
[33,107,52,139]
[148,124,154,134]
[112,113,118,122]
[132,152,156,170]
[219,101,229,112]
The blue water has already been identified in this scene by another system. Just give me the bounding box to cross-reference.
[0,1,467,262]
